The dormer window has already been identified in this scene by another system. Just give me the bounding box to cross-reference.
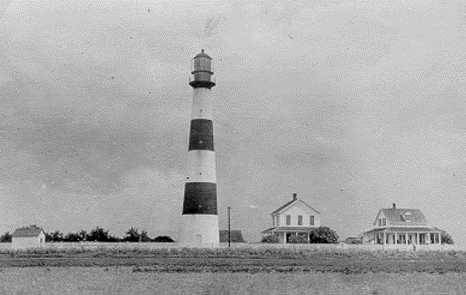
[401,211,412,222]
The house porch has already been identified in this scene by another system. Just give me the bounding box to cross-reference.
[261,227,316,244]
[365,228,442,245]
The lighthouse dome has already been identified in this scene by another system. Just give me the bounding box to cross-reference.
[193,49,212,60]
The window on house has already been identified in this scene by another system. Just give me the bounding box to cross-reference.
[382,218,386,226]
[276,216,280,227]
[298,215,303,225]
[310,215,315,226]
[286,215,291,225]
[378,219,381,226]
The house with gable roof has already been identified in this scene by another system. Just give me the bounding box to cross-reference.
[11,226,46,249]
[363,203,442,246]
[261,193,321,243]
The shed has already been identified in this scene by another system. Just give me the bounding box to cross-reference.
[11,227,46,249]
[219,230,245,243]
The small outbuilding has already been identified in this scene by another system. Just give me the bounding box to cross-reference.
[219,230,245,243]
[12,226,46,250]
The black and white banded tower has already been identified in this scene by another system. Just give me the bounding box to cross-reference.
[179,49,219,247]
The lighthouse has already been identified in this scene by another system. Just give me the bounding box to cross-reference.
[179,49,219,247]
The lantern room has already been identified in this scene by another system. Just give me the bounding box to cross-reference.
[189,49,216,89]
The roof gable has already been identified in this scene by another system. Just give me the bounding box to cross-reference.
[12,227,45,238]
[378,208,428,225]
[271,199,320,215]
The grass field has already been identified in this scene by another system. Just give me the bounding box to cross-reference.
[0,267,465,295]
[1,246,465,294]
[0,245,465,274]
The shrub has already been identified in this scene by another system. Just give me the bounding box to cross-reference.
[261,235,280,243]
[309,227,339,244]
[288,235,308,244]
[153,236,174,243]
[0,232,12,243]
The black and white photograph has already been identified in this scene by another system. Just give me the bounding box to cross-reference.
[0,0,465,294]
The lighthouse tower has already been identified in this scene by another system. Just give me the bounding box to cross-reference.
[179,49,219,247]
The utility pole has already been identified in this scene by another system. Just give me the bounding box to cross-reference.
[227,206,232,247]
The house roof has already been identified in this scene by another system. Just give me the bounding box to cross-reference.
[271,198,320,215]
[376,208,428,226]
[12,227,44,237]
[262,227,318,233]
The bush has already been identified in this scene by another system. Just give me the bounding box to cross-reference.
[0,232,12,243]
[433,227,455,245]
[288,235,308,244]
[153,236,174,243]
[309,227,339,244]
[440,231,454,245]
[261,235,280,243]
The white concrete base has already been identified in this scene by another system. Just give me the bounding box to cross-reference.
[179,214,219,247]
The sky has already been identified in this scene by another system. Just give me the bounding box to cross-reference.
[0,0,465,245]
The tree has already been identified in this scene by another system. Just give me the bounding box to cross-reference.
[45,231,64,242]
[309,227,339,244]
[45,232,53,242]
[63,232,81,242]
[140,230,151,242]
[261,235,279,243]
[0,232,12,243]
[434,228,454,245]
[78,229,88,241]
[153,236,174,243]
[124,227,141,242]
[88,226,111,242]
[441,232,454,245]
[107,233,120,242]
[49,230,64,242]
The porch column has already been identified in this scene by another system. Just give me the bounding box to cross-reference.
[307,232,310,243]
[405,233,408,245]
[415,232,418,245]
[383,232,386,245]
[284,232,287,244]
[395,232,397,244]
[439,232,442,244]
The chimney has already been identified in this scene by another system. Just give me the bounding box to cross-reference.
[292,193,297,200]
[392,203,396,209]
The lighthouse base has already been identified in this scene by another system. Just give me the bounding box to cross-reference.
[179,215,219,247]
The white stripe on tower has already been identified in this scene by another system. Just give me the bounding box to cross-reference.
[179,49,219,247]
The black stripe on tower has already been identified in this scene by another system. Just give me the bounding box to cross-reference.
[189,80,216,89]
[182,182,218,214]
[188,119,214,151]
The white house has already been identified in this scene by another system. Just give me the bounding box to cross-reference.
[261,193,321,243]
[12,226,46,249]
[363,203,442,246]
